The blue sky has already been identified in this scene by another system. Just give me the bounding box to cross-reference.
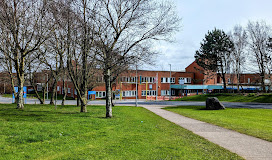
[146,0,272,71]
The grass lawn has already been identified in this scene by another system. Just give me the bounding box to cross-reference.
[0,104,242,160]
[2,92,74,100]
[175,93,272,103]
[164,106,272,142]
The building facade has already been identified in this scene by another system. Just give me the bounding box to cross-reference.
[2,61,271,99]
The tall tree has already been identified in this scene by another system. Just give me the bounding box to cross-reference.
[51,0,99,112]
[0,0,55,109]
[247,21,271,92]
[229,25,247,92]
[91,0,180,118]
[195,28,234,91]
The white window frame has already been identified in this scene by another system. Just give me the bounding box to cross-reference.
[161,90,169,96]
[186,78,191,83]
[122,90,136,97]
[141,90,157,96]
[179,77,191,84]
[96,91,106,98]
[68,88,71,93]
[170,77,175,83]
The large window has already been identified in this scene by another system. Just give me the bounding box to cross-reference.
[179,77,191,84]
[121,77,137,83]
[161,90,175,96]
[161,77,175,83]
[141,77,155,83]
[141,90,157,96]
[161,90,170,96]
[122,90,136,97]
[96,91,106,98]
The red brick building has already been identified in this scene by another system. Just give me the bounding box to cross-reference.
[1,61,270,99]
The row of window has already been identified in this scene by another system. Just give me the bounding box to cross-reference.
[141,77,156,83]
[121,77,137,83]
[141,90,157,96]
[96,91,106,98]
[122,91,137,97]
[226,78,251,84]
[97,76,193,84]
[161,77,175,83]
[160,77,192,84]
[161,90,175,96]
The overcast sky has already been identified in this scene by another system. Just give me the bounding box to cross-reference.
[144,0,272,71]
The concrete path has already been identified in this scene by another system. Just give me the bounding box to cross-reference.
[143,105,272,160]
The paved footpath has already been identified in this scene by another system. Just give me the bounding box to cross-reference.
[142,105,272,160]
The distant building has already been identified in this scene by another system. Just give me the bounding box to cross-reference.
[1,61,271,99]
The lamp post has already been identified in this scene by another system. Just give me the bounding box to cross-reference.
[136,64,138,107]
[169,64,171,100]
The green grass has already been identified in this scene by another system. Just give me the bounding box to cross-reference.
[175,93,272,103]
[0,104,242,160]
[2,92,74,100]
[164,106,272,142]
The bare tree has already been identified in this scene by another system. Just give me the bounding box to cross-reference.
[26,54,48,104]
[0,0,55,109]
[49,0,99,112]
[229,25,247,92]
[247,21,271,92]
[0,44,17,100]
[89,0,179,118]
[91,0,178,117]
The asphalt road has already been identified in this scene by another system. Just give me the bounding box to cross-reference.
[1,95,272,109]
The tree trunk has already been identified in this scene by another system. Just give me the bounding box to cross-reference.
[222,73,227,92]
[261,73,266,92]
[17,76,24,109]
[61,80,67,106]
[77,97,80,106]
[7,61,17,103]
[80,91,87,112]
[105,68,112,118]
[42,86,46,104]
[237,73,240,93]
[50,79,57,105]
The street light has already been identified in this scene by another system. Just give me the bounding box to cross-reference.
[136,64,138,107]
[169,64,171,100]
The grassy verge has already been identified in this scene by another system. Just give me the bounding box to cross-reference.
[164,106,272,142]
[174,93,272,103]
[0,104,242,160]
[2,93,74,100]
